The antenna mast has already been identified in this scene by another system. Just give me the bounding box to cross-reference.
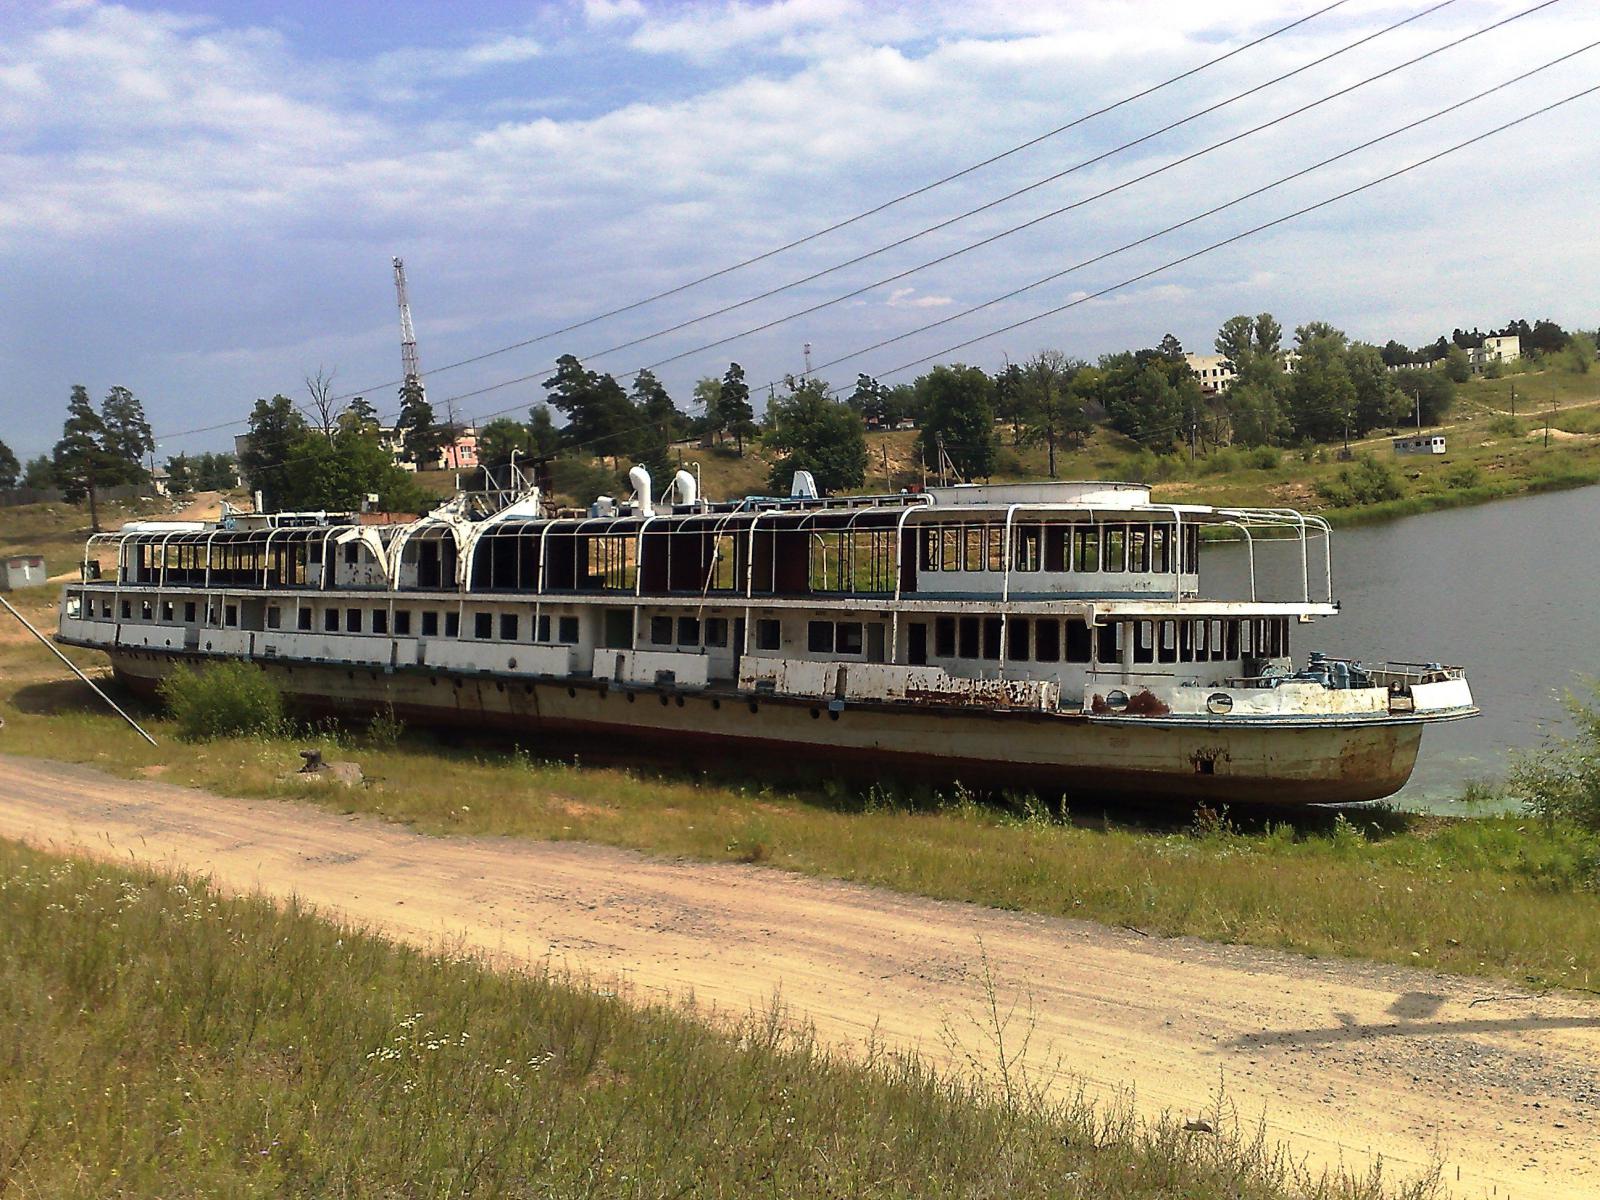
[393,256,424,395]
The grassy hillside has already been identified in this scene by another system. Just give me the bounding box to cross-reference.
[534,365,1600,522]
[0,837,1423,1198]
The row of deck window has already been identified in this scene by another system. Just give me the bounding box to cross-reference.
[89,589,1288,669]
[920,522,1200,575]
[921,615,1289,666]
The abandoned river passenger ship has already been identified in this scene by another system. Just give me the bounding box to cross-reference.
[57,469,1475,803]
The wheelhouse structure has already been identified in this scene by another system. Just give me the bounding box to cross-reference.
[58,475,1475,804]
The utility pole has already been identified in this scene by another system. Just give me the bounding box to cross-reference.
[1510,382,1516,416]
[802,342,813,379]
[1189,422,1197,463]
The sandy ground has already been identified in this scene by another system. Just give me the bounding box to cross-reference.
[0,754,1596,1198]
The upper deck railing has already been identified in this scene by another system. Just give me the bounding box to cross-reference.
[79,481,1334,609]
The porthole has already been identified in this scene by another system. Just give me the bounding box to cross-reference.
[508,657,518,670]
[567,686,577,698]
[1105,689,1129,713]
[828,710,840,721]
[810,708,821,720]
[525,684,534,695]
[659,694,669,706]
[1206,692,1234,715]
[711,698,721,711]
[749,701,759,714]
[627,693,636,704]
[675,695,685,708]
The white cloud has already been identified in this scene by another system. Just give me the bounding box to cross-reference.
[888,288,954,309]
[0,0,1597,455]
[583,0,645,26]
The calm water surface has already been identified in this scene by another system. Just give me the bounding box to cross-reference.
[1201,485,1600,810]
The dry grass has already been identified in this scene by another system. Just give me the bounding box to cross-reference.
[3,581,1597,995]
[0,838,1433,1198]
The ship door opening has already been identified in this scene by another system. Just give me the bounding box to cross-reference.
[603,609,631,650]
[907,622,928,666]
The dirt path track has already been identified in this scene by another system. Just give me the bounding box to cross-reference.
[1,754,1596,1198]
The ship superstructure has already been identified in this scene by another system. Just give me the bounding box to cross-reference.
[56,470,1475,803]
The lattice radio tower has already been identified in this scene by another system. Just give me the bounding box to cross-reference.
[392,256,424,397]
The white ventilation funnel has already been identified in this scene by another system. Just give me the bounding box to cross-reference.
[628,465,654,516]
[673,468,698,506]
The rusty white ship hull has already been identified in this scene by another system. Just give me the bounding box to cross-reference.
[103,644,1433,804]
[61,476,1476,807]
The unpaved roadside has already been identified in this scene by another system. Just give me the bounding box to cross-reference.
[0,754,1596,1198]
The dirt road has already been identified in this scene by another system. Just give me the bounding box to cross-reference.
[1,754,1595,1198]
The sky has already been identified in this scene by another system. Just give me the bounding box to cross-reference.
[2,0,1598,463]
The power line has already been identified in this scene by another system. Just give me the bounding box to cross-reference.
[855,83,1600,389]
[311,2,1358,406]
[223,74,1600,488]
[804,37,1600,384]
[153,3,1353,446]
[407,0,1479,415]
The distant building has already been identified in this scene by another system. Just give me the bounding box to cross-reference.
[1183,349,1299,395]
[1466,335,1520,375]
[1184,353,1236,395]
[237,424,479,477]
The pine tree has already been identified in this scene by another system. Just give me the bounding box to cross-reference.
[339,396,380,433]
[100,386,154,474]
[52,385,118,530]
[0,438,18,489]
[397,380,445,468]
[720,362,755,455]
[542,354,635,465]
[166,452,193,494]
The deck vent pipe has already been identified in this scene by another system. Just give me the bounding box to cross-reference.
[673,468,697,507]
[629,465,654,517]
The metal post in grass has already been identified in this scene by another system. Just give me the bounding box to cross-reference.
[0,594,158,747]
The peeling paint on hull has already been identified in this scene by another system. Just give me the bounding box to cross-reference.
[108,649,1424,805]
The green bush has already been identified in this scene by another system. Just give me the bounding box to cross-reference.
[158,660,286,741]
[1442,463,1483,489]
[1510,683,1600,838]
[1314,454,1405,507]
[1247,446,1280,470]
[1486,413,1524,437]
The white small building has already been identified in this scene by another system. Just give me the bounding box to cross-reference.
[1393,435,1447,456]
[1184,353,1236,394]
[1184,349,1300,394]
[0,554,47,590]
[1467,335,1520,375]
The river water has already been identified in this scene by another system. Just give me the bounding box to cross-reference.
[1201,485,1600,811]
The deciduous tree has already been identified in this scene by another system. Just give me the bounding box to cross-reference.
[765,377,866,494]
[915,364,997,480]
[240,394,308,510]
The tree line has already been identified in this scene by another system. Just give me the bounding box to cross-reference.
[12,311,1592,518]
